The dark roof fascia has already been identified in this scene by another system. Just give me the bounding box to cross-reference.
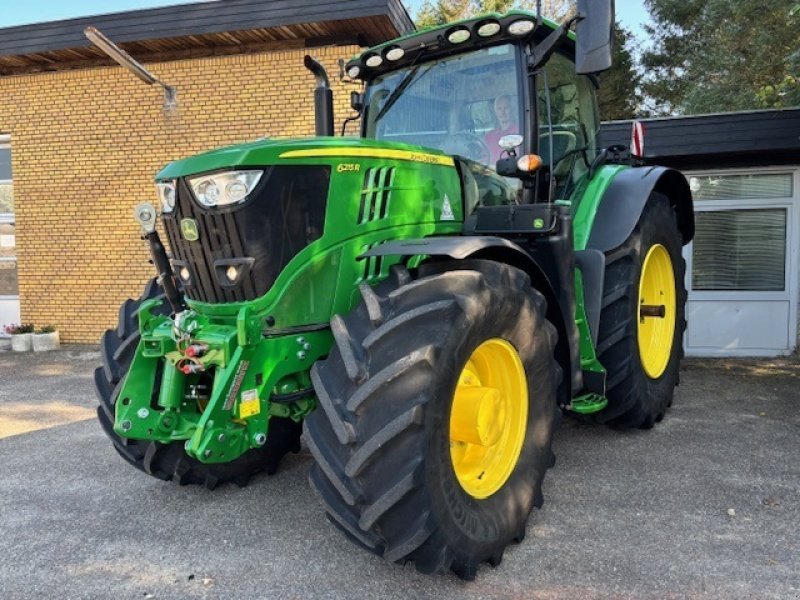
[600,108,800,166]
[0,0,414,58]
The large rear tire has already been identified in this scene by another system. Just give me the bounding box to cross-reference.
[304,260,560,579]
[95,279,301,489]
[595,193,687,428]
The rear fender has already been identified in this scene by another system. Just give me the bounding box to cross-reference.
[586,166,694,253]
[363,237,578,406]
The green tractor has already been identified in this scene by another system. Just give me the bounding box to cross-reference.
[95,1,692,579]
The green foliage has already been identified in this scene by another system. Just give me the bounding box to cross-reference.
[596,24,642,120]
[37,325,57,334]
[415,0,473,28]
[414,0,573,28]
[411,3,640,120]
[642,0,800,115]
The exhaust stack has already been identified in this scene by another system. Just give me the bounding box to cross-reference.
[304,55,334,136]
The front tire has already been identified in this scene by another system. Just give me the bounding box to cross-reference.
[596,193,687,428]
[304,261,560,579]
[94,279,301,489]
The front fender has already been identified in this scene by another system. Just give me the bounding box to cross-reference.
[362,236,580,407]
[360,236,526,261]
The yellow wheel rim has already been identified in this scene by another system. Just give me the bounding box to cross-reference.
[637,244,676,379]
[449,338,527,500]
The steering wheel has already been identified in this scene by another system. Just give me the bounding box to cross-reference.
[442,133,492,165]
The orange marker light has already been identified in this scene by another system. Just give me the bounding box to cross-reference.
[516,154,543,172]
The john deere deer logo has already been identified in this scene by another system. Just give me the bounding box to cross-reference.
[180,218,199,241]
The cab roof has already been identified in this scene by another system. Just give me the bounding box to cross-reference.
[346,10,575,81]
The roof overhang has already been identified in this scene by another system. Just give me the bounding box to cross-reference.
[600,108,800,170]
[0,0,414,76]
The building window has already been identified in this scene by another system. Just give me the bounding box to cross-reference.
[692,208,787,291]
[689,172,793,292]
[689,172,793,200]
[0,135,16,298]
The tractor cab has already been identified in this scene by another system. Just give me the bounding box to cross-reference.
[347,9,609,206]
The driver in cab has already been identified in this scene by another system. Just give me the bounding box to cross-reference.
[484,94,519,164]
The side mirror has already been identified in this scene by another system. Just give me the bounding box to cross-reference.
[350,91,364,113]
[575,0,614,74]
[498,134,524,156]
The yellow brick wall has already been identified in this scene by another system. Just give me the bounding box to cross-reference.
[0,45,361,343]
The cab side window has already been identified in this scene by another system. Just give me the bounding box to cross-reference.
[536,53,599,198]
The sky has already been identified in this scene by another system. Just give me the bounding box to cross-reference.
[0,0,653,41]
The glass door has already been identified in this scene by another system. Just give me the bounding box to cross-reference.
[684,170,798,356]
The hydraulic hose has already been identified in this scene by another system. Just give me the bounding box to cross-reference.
[144,229,185,314]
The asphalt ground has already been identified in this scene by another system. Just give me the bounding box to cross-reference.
[0,346,798,600]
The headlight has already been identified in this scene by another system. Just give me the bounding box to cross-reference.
[187,170,264,208]
[156,180,176,213]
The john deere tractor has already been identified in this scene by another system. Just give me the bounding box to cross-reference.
[95,1,693,579]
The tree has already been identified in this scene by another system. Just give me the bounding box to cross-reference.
[413,2,642,120]
[414,0,573,28]
[596,23,641,120]
[641,0,800,115]
[415,0,474,28]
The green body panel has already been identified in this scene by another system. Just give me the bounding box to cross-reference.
[570,164,628,251]
[118,137,464,461]
[566,165,630,413]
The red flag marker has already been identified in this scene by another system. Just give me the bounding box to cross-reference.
[631,121,645,157]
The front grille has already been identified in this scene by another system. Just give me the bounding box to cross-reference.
[163,166,330,303]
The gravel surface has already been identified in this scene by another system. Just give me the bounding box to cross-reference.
[0,347,798,599]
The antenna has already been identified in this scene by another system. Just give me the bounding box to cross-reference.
[84,27,177,113]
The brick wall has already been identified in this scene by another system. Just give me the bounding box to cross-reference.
[0,45,360,342]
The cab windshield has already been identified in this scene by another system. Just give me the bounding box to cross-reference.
[364,44,523,171]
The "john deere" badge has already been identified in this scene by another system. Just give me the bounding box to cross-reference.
[180,218,199,241]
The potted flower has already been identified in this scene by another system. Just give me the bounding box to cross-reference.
[4,323,35,352]
[33,324,60,352]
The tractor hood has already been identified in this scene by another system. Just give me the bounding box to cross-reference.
[156,136,455,180]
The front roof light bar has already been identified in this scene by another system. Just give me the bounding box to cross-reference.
[446,26,471,44]
[365,54,383,68]
[385,46,405,61]
[345,11,565,81]
[476,20,502,37]
[508,19,536,35]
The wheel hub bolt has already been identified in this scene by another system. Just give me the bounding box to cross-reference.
[137,408,150,419]
[450,386,504,446]
[120,420,132,432]
[639,304,666,319]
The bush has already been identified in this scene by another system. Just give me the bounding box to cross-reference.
[37,325,57,334]
[4,323,34,334]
